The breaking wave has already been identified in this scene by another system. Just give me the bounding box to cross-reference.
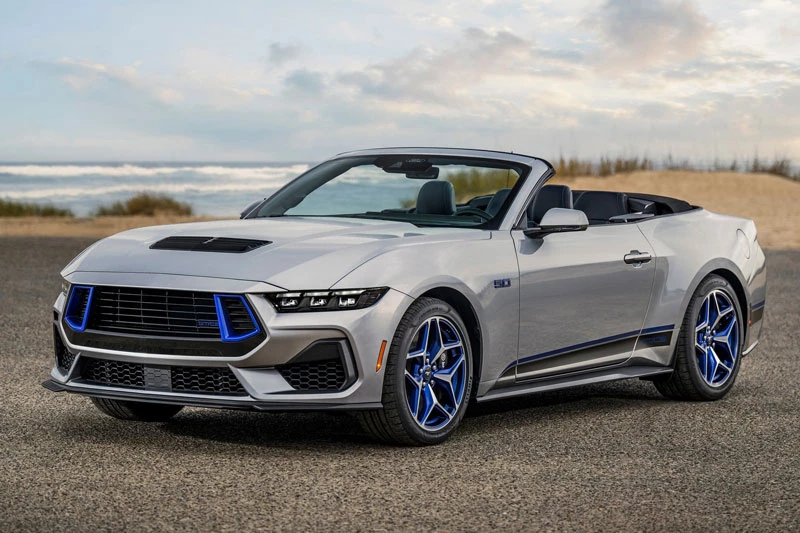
[0,163,309,179]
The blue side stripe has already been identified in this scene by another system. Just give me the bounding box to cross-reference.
[503,324,676,374]
[751,300,765,310]
[641,324,676,335]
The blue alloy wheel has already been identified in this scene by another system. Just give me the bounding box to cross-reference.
[404,316,468,431]
[695,289,740,387]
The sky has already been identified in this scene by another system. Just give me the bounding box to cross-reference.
[0,0,799,162]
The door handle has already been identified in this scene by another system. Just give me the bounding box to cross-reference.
[624,250,652,265]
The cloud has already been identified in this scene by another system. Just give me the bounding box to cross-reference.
[156,88,184,103]
[337,27,581,106]
[588,0,714,70]
[31,57,139,90]
[13,12,800,163]
[662,54,800,83]
[266,42,305,66]
[283,68,325,96]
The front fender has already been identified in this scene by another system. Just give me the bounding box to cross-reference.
[333,232,521,393]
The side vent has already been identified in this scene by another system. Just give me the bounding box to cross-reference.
[213,295,261,342]
[150,236,271,253]
[64,285,94,332]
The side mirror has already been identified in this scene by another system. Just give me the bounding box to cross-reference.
[523,208,588,239]
[240,199,264,219]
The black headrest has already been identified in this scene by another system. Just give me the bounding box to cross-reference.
[486,188,512,217]
[573,191,629,223]
[528,184,573,224]
[416,181,456,215]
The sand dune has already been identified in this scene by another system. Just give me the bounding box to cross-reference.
[552,171,800,249]
[1,171,798,248]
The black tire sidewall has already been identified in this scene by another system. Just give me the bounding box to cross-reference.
[682,276,744,399]
[388,298,473,445]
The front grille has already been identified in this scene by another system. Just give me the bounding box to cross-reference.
[54,327,76,372]
[83,358,146,389]
[278,359,347,391]
[91,286,221,338]
[79,358,246,395]
[171,367,247,395]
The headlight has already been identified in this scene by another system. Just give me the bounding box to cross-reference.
[61,280,71,297]
[265,287,389,312]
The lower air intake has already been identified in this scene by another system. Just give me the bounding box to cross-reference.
[277,359,347,391]
[79,358,246,396]
[83,358,146,389]
[276,340,353,391]
[54,327,76,373]
[171,367,247,395]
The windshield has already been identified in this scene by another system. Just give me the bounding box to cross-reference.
[252,155,528,227]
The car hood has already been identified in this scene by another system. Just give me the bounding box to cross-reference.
[64,217,489,289]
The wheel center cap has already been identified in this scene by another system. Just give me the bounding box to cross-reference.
[422,366,433,381]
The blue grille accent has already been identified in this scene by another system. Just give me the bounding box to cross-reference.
[64,286,94,332]
[213,294,261,342]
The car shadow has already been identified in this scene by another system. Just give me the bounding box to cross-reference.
[54,379,666,451]
[466,378,665,419]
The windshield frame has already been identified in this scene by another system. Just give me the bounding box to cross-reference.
[247,153,534,230]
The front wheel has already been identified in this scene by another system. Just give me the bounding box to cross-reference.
[654,275,744,401]
[359,297,473,445]
[91,397,184,421]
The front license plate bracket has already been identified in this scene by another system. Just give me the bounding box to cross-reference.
[144,365,172,392]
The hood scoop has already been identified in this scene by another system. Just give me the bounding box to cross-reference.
[150,236,271,253]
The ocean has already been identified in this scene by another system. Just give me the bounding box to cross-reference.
[0,162,313,217]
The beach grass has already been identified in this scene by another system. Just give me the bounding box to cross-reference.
[0,198,74,217]
[93,192,193,217]
[553,154,799,179]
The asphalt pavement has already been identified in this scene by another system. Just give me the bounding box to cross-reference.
[0,237,798,532]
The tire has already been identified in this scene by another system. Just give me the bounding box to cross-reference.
[359,297,473,445]
[654,274,744,401]
[91,397,184,421]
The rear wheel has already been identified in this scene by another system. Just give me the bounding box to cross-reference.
[359,297,473,445]
[91,397,184,421]
[654,275,743,400]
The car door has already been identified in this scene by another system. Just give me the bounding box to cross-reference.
[512,223,656,381]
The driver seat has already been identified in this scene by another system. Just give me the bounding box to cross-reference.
[416,181,457,215]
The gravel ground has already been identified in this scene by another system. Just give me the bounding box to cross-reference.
[0,237,798,532]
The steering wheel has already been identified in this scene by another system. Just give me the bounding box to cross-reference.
[455,207,492,220]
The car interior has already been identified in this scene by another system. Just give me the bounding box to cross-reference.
[527,185,695,226]
[409,180,695,226]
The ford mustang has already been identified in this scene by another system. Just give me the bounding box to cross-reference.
[44,148,767,445]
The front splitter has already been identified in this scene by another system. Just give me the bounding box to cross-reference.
[42,380,382,412]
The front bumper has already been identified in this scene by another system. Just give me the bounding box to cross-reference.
[46,272,413,410]
[41,379,383,411]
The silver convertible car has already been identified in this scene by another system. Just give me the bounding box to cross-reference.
[44,148,767,445]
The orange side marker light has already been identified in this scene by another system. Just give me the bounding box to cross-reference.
[376,340,388,372]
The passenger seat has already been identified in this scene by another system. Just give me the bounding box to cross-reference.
[528,185,574,225]
[573,191,629,224]
[415,181,457,215]
[485,188,512,217]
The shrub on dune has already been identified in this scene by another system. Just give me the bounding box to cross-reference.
[94,193,193,216]
[0,198,74,217]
